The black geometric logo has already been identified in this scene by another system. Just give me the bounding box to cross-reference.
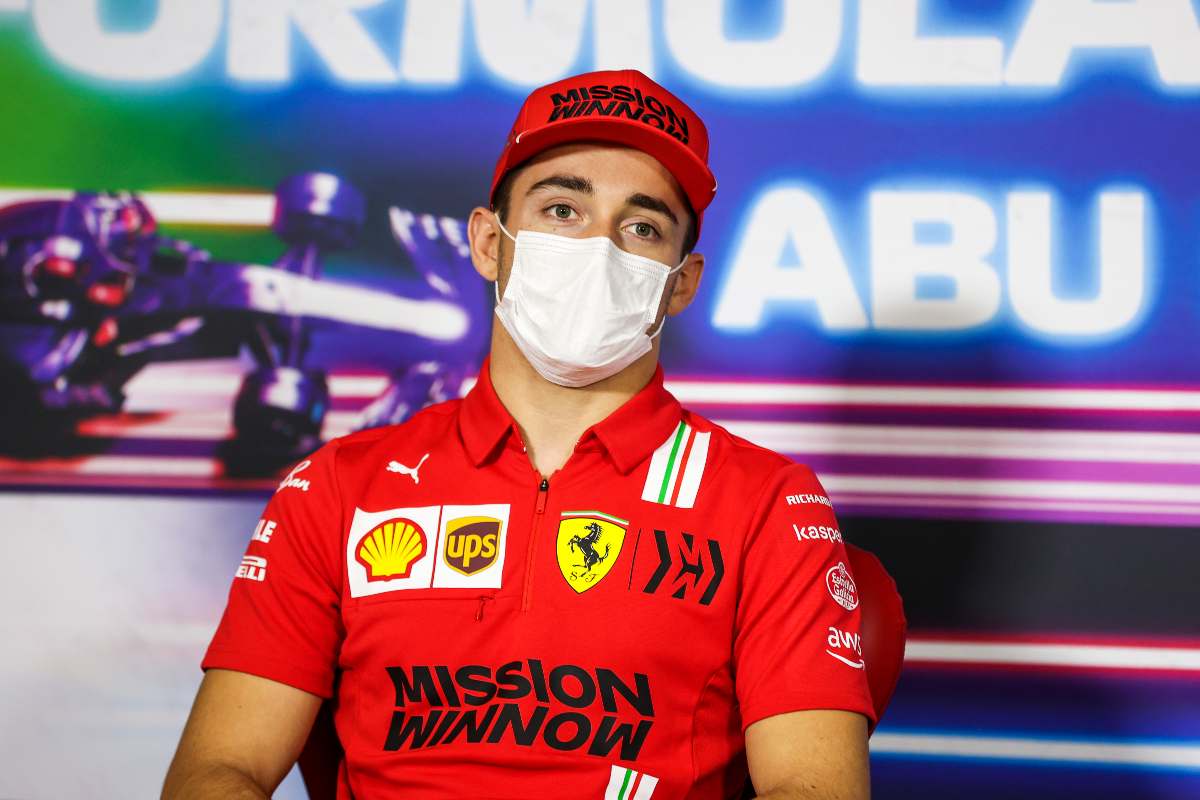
[641,530,724,606]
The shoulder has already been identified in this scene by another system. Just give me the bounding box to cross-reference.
[313,398,463,471]
[680,406,824,498]
[682,406,794,475]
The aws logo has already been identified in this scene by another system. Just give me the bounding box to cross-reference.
[826,626,865,670]
[442,517,501,576]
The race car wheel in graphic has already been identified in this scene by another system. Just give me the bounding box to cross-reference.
[232,366,329,455]
[272,173,366,251]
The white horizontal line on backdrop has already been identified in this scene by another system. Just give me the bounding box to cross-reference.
[870,732,1200,770]
[120,362,1200,413]
[832,493,1200,516]
[669,379,1200,413]
[0,188,275,226]
[75,407,1200,467]
[906,639,1200,672]
[129,621,1200,675]
[76,410,361,440]
[0,454,218,477]
[720,421,1200,464]
[122,368,390,403]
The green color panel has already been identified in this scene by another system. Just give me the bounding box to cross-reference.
[0,27,275,189]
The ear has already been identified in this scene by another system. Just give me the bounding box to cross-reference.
[665,252,705,316]
[467,206,502,282]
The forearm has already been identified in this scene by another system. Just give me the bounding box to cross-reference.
[161,762,270,800]
[745,710,871,800]
[754,786,866,800]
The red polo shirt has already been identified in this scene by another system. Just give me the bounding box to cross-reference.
[202,357,874,799]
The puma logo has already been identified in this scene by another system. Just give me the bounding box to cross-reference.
[386,453,429,484]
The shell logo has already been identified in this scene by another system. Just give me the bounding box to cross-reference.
[355,517,427,581]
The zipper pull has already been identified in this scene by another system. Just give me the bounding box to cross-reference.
[475,595,492,622]
[535,477,549,514]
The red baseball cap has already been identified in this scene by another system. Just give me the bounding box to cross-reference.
[490,69,717,237]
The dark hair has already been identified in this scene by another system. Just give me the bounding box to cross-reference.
[491,163,699,259]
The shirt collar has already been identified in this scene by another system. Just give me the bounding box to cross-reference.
[457,356,683,475]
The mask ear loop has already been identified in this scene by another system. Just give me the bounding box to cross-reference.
[646,252,690,340]
[494,217,517,243]
[493,216,517,303]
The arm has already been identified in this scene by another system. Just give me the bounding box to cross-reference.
[169,444,347,796]
[162,668,323,799]
[745,709,870,800]
[734,463,877,800]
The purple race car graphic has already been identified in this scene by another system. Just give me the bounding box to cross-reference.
[0,173,489,479]
[0,176,1195,531]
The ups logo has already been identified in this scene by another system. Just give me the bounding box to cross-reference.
[442,516,501,575]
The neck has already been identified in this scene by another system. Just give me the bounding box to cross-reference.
[488,325,658,479]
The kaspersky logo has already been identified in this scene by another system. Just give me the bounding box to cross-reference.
[356,518,427,581]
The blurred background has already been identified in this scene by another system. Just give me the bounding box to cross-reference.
[0,1,1197,797]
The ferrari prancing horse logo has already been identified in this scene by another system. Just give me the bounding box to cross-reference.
[555,510,628,593]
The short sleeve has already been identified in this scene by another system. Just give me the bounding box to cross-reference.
[733,462,876,731]
[201,442,345,698]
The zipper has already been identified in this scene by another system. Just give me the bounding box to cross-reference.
[521,477,550,612]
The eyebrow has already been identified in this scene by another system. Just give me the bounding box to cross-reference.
[626,192,678,226]
[526,174,679,227]
[527,174,593,196]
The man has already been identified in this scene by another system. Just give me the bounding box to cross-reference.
[163,69,874,800]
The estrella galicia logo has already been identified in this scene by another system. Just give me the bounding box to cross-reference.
[641,530,724,606]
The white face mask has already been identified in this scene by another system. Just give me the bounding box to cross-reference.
[493,220,686,388]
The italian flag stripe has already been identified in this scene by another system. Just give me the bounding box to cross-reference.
[632,773,659,800]
[674,431,710,509]
[604,766,658,800]
[642,419,710,508]
[618,767,634,800]
[668,426,698,506]
[657,421,688,503]
[605,766,632,800]
[561,510,629,526]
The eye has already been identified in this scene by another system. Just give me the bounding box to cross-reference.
[628,221,659,240]
[550,203,575,220]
